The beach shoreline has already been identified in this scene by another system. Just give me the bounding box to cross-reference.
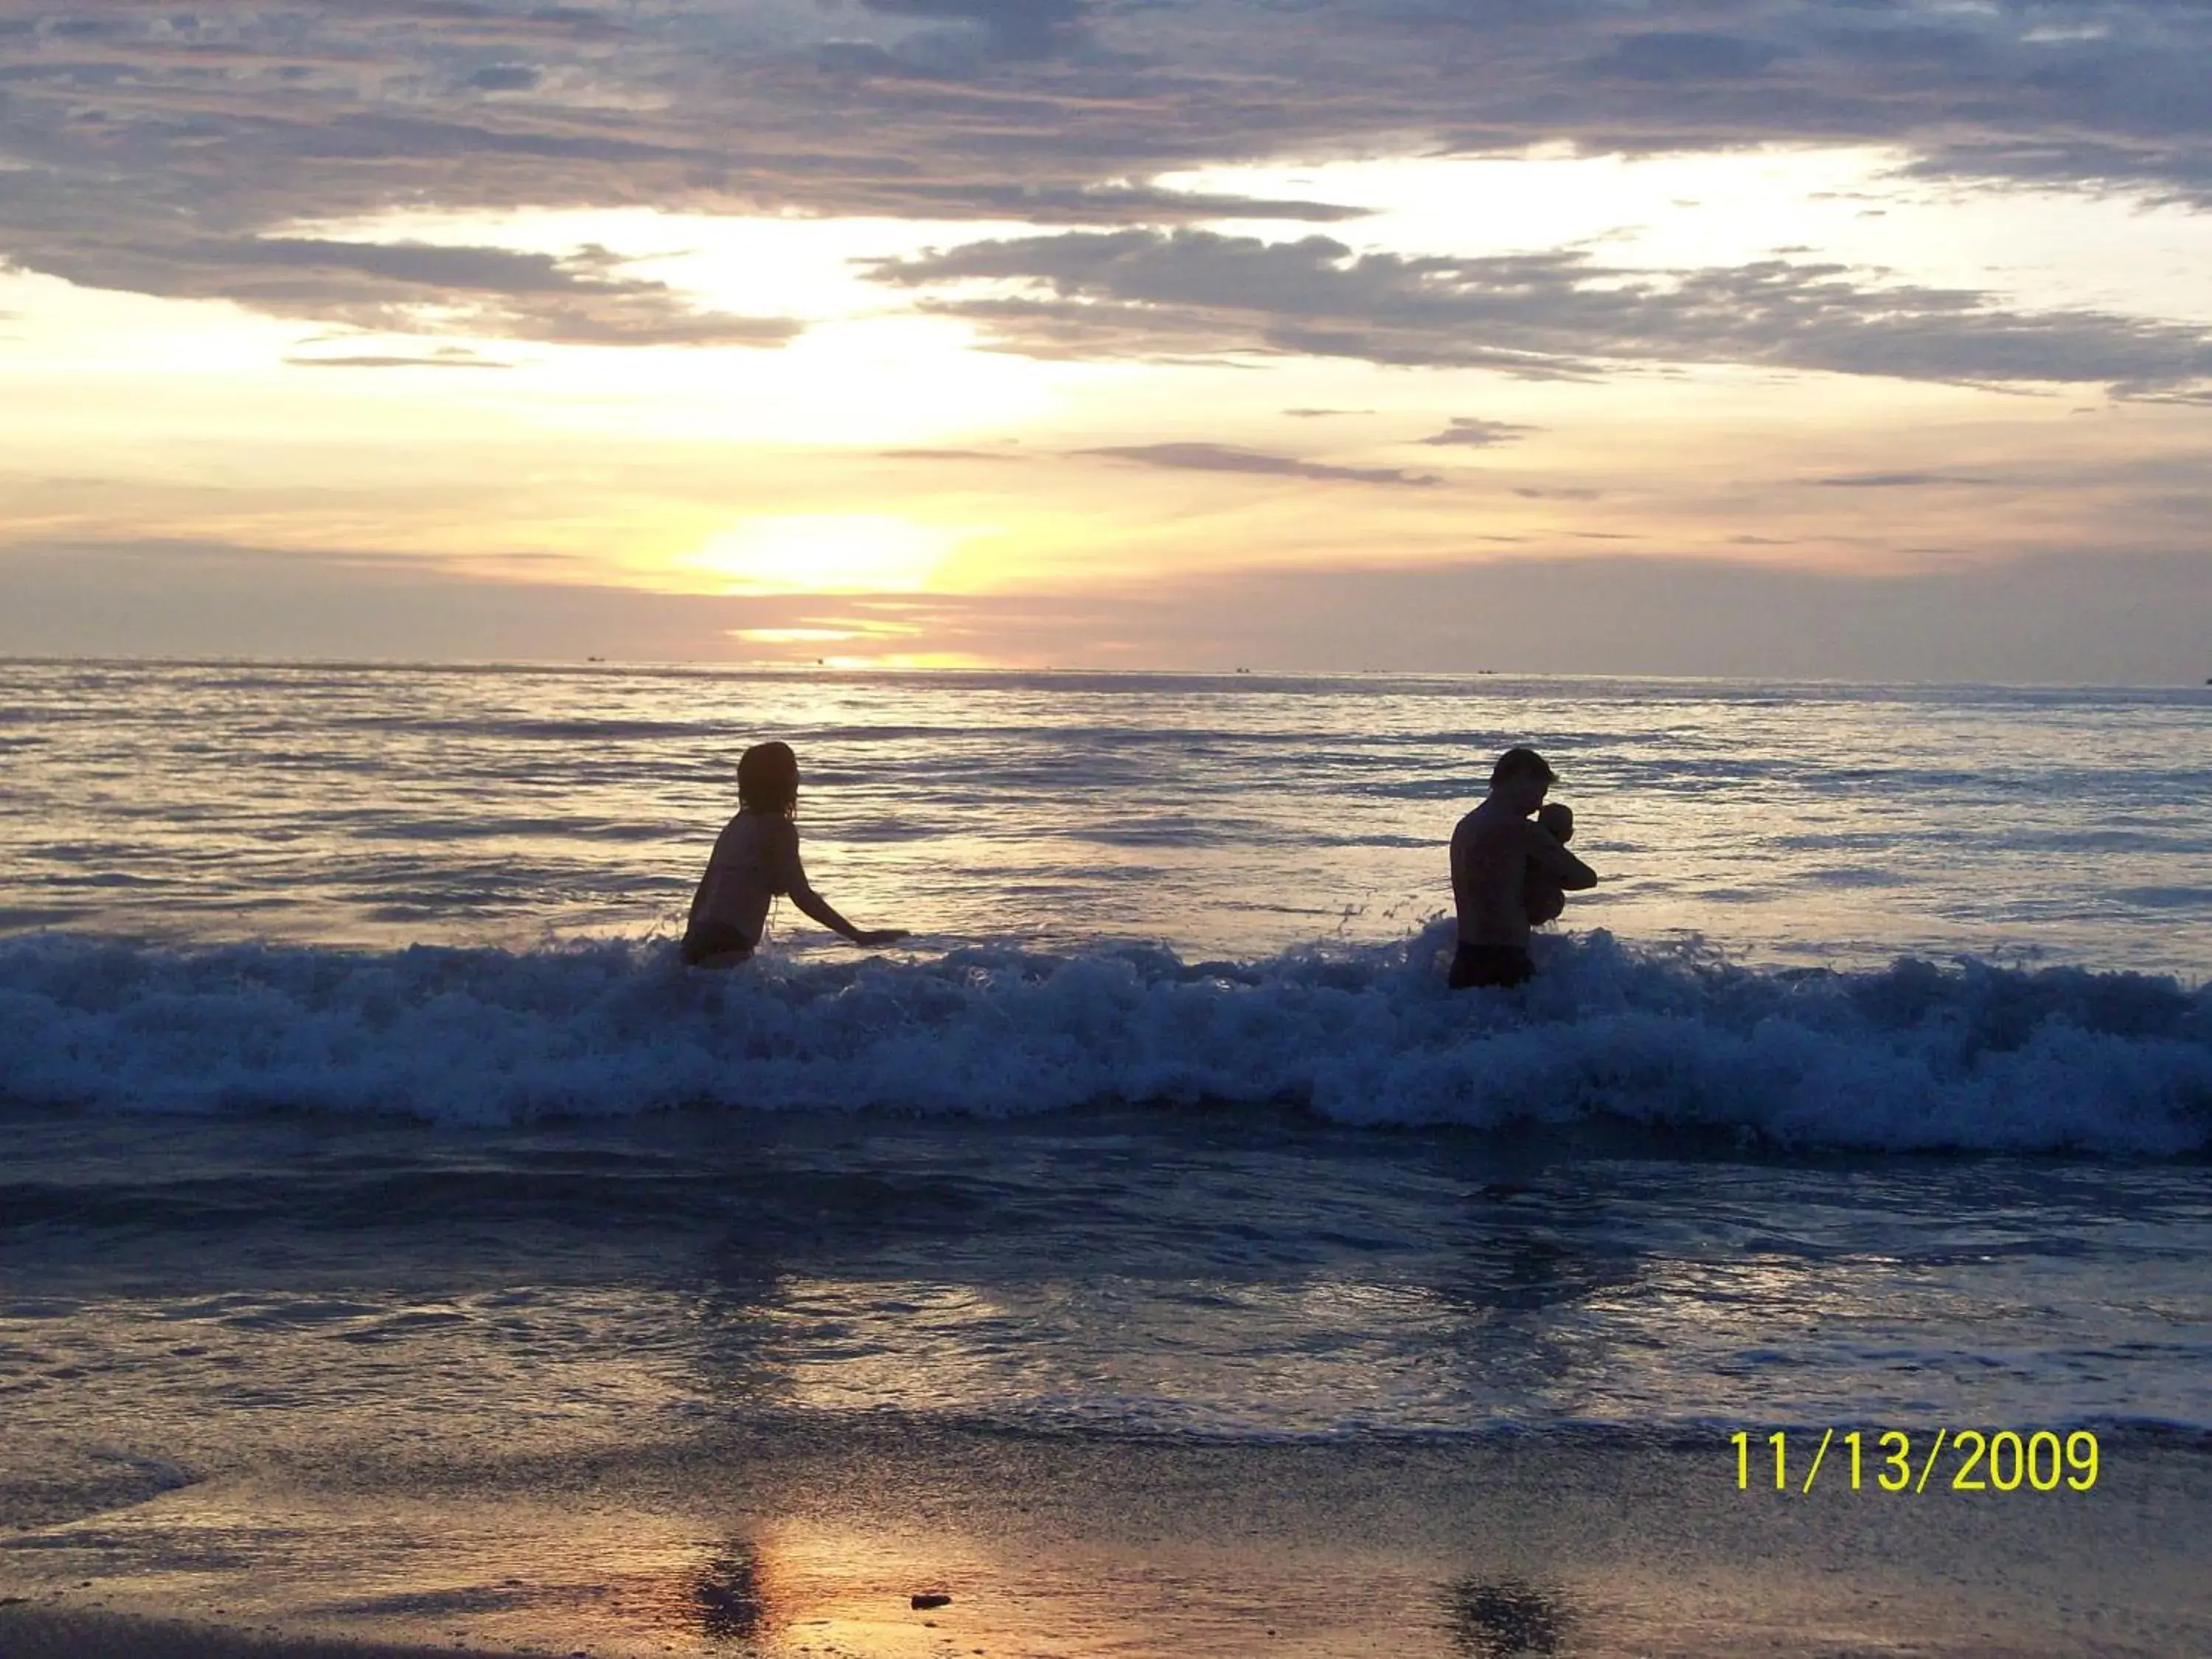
[6,1422,2208,1658]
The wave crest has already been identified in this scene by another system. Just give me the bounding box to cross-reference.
[1,928,2205,1151]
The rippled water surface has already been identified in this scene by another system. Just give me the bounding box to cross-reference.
[7,1109,2209,1450]
[4,661,2208,973]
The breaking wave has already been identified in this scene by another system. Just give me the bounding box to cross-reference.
[1,927,2205,1152]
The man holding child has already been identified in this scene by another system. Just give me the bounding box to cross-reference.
[1448,745,1598,990]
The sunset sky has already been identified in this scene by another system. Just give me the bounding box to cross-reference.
[2,0,2208,679]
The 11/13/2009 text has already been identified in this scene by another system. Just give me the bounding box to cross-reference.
[1731,1429,2100,1494]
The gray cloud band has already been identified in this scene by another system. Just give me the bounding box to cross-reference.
[1080,442,1442,487]
[2,1,2211,355]
[871,229,2212,394]
[4,232,800,345]
[7,535,2204,682]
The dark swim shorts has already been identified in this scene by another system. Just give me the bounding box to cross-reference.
[1449,942,1533,990]
[681,922,757,966]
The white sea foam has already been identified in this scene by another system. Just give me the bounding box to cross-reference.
[1,928,2203,1150]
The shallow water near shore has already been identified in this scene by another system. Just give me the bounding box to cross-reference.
[7,1107,2212,1446]
[4,1105,2211,1655]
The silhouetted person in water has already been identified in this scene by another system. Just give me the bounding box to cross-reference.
[682,740,908,967]
[1449,746,1596,990]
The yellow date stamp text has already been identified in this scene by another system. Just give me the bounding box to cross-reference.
[1731,1428,2100,1493]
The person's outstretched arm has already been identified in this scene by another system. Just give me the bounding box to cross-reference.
[768,821,908,947]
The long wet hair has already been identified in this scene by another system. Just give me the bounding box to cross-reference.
[736,740,799,818]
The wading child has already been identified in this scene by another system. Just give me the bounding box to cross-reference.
[683,740,908,967]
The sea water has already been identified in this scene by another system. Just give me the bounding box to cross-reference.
[1,662,2208,1650]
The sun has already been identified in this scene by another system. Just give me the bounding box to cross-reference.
[681,515,964,594]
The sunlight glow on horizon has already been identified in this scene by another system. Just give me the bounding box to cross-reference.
[681,515,977,594]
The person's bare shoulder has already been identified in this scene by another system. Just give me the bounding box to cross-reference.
[707,811,748,857]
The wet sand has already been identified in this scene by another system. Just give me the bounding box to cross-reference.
[0,1608,499,1659]
[5,1422,2208,1658]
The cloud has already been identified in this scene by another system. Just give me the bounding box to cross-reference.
[0,538,760,662]
[1905,139,2212,209]
[874,228,2212,394]
[1420,418,1540,448]
[1171,547,2212,682]
[1079,442,1443,487]
[283,352,516,369]
[7,232,801,347]
[857,0,1093,63]
[10,535,2202,684]
[860,0,1086,27]
[466,64,543,92]
[874,448,1028,461]
[865,183,1366,226]
[988,545,2211,681]
[1591,32,1787,83]
[3,0,2212,356]
[1809,471,1997,487]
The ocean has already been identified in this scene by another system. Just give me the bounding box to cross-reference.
[2,661,2209,1658]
